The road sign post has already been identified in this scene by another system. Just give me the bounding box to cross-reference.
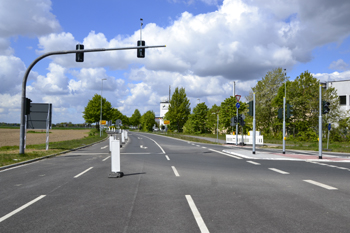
[235,95,240,146]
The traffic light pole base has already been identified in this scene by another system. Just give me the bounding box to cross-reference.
[252,151,255,154]
[282,151,285,154]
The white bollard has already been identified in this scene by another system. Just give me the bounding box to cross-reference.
[125,131,128,140]
[109,139,123,178]
[109,135,113,152]
[121,130,125,144]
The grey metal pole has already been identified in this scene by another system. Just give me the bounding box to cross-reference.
[217,114,219,143]
[253,93,256,154]
[283,97,286,154]
[19,45,166,154]
[319,84,322,159]
[236,108,238,145]
[100,78,106,137]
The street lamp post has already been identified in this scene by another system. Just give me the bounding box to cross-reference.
[100,78,107,137]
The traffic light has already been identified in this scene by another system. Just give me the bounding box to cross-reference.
[322,100,330,114]
[25,98,32,115]
[287,104,293,119]
[278,108,283,119]
[234,116,238,124]
[76,44,84,62]
[248,100,254,116]
[137,40,145,58]
[238,114,242,124]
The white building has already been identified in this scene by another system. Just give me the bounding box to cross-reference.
[327,80,350,114]
[157,101,170,126]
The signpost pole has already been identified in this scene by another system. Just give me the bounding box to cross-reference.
[283,97,286,154]
[253,93,256,154]
[319,84,323,159]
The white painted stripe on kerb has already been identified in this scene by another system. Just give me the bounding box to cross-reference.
[185,195,210,233]
[165,155,170,160]
[303,180,338,190]
[0,195,46,223]
[171,166,180,177]
[247,161,260,165]
[209,149,243,159]
[268,168,290,174]
[102,156,110,161]
[74,167,93,178]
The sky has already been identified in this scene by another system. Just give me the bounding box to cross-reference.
[1,0,350,124]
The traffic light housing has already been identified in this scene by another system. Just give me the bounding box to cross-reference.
[238,114,242,124]
[234,116,238,124]
[76,44,84,62]
[248,101,254,116]
[137,40,145,58]
[286,104,293,119]
[25,98,32,115]
[278,108,283,119]
[322,100,330,114]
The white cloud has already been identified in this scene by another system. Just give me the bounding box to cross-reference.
[0,0,60,38]
[313,70,350,83]
[329,59,349,71]
[0,55,26,94]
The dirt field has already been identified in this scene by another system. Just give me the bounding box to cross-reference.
[0,129,91,147]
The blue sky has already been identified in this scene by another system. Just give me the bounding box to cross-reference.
[1,0,350,124]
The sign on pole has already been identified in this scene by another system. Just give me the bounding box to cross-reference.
[236,102,240,109]
[235,95,241,102]
[164,120,170,125]
[328,123,331,131]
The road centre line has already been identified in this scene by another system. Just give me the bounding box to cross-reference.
[268,168,290,174]
[0,195,46,223]
[202,147,207,149]
[185,195,210,233]
[303,180,338,190]
[247,161,260,165]
[74,167,93,178]
[101,145,108,149]
[102,156,110,161]
[165,155,170,160]
[209,149,243,159]
[171,166,180,177]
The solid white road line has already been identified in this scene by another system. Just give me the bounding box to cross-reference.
[171,166,180,177]
[185,195,210,233]
[139,135,166,154]
[74,167,93,178]
[102,156,111,161]
[303,180,338,190]
[101,145,108,149]
[268,168,290,174]
[202,147,207,149]
[209,149,243,159]
[0,195,46,223]
[247,161,260,165]
[165,155,170,160]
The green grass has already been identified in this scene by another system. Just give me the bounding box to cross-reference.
[0,130,108,167]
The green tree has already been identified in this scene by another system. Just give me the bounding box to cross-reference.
[130,109,141,127]
[83,94,113,130]
[165,87,191,132]
[247,68,288,136]
[192,102,209,133]
[141,110,156,132]
[273,71,342,140]
[207,104,220,134]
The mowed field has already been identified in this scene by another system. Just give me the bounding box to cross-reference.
[0,129,91,147]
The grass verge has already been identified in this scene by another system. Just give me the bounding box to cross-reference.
[0,130,108,167]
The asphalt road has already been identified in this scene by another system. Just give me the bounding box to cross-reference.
[1,132,350,232]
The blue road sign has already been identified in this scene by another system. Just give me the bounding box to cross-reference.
[236,103,240,109]
[328,123,331,131]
